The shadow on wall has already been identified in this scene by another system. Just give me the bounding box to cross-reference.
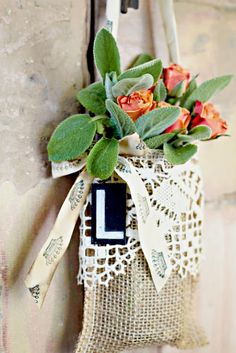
[8,89,84,352]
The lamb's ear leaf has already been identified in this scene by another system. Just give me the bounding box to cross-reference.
[183,75,233,110]
[129,53,154,68]
[135,106,181,140]
[47,114,96,162]
[176,125,212,143]
[86,137,119,180]
[169,80,185,98]
[173,126,212,147]
[76,82,106,115]
[112,74,154,97]
[153,79,167,102]
[164,142,198,165]
[105,99,136,139]
[105,72,117,100]
[144,132,176,149]
[119,59,162,82]
[179,74,198,106]
[93,28,121,80]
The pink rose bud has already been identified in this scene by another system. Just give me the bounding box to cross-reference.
[191,100,228,138]
[158,101,191,133]
[163,64,190,96]
[117,89,157,122]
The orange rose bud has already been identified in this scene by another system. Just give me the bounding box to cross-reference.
[163,64,190,95]
[158,101,191,133]
[191,101,228,138]
[117,89,157,121]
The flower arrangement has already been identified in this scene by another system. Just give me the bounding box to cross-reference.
[47,28,232,180]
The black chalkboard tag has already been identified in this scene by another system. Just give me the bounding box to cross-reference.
[91,183,127,245]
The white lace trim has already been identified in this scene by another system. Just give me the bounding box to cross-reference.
[77,150,203,287]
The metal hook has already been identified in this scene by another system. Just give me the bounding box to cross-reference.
[121,0,139,14]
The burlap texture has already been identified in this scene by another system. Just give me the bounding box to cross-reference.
[75,249,208,353]
[76,152,207,352]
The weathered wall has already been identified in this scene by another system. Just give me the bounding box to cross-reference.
[0,1,89,352]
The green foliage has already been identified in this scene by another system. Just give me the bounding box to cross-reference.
[164,142,198,165]
[179,75,198,106]
[112,74,154,97]
[105,99,136,138]
[86,137,119,179]
[169,80,185,97]
[48,115,96,162]
[135,106,181,140]
[96,120,105,134]
[105,72,117,100]
[93,28,121,80]
[153,79,167,101]
[119,59,162,82]
[129,53,154,68]
[175,125,212,144]
[144,132,176,149]
[92,115,111,135]
[76,82,106,115]
[47,28,232,170]
[183,75,233,110]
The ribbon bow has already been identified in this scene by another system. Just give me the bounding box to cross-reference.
[25,133,171,307]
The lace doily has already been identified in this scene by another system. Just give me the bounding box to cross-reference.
[77,150,203,287]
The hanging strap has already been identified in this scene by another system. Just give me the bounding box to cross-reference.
[159,0,180,64]
[150,0,180,65]
[106,0,180,64]
[105,0,121,39]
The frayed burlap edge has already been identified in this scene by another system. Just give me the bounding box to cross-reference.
[75,249,208,353]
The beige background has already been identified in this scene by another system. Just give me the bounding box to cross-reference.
[0,1,235,353]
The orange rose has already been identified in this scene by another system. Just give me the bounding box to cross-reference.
[191,100,228,138]
[158,101,191,133]
[163,64,190,95]
[117,89,157,121]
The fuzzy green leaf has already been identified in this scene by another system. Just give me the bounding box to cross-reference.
[183,75,233,110]
[106,99,136,138]
[93,115,111,134]
[144,132,176,149]
[96,120,105,134]
[76,82,106,115]
[179,75,198,106]
[86,137,119,180]
[48,114,96,162]
[173,125,212,147]
[176,125,212,143]
[119,59,162,82]
[94,28,121,80]
[170,80,185,98]
[105,72,117,100]
[129,53,154,68]
[153,79,167,102]
[135,107,181,140]
[112,74,154,97]
[164,143,198,165]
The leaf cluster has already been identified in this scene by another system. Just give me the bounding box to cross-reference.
[48,27,233,178]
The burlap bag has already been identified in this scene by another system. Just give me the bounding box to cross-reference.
[76,150,208,352]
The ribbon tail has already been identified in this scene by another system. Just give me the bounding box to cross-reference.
[115,157,172,293]
[25,169,94,308]
[51,156,87,179]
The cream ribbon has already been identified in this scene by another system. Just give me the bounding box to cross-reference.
[115,157,171,292]
[25,134,171,307]
[25,170,94,307]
